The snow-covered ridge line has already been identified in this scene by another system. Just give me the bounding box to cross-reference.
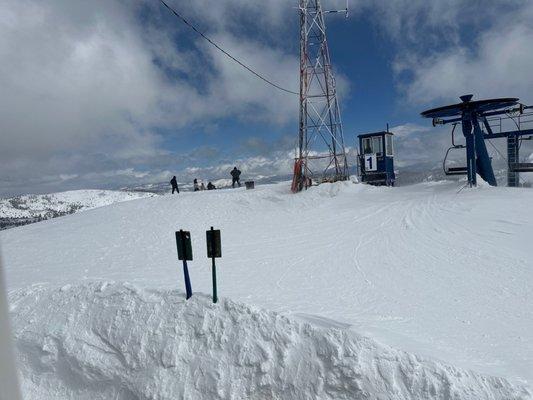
[0,189,156,228]
[9,282,530,400]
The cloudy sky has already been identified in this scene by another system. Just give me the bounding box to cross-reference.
[1,0,533,196]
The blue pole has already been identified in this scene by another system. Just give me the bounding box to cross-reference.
[472,115,497,186]
[183,260,192,299]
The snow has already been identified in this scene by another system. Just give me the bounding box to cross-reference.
[1,181,532,398]
[8,282,530,400]
[0,189,156,219]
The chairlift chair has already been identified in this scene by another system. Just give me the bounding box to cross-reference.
[509,163,533,172]
[443,146,468,175]
[442,123,468,176]
[509,136,533,172]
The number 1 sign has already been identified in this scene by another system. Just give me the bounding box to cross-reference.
[365,154,377,172]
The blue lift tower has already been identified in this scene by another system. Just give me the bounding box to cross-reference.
[358,131,395,186]
[422,95,533,187]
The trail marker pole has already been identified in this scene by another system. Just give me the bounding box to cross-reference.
[211,255,217,303]
[175,229,193,299]
[206,227,221,303]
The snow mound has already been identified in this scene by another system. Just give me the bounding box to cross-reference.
[10,282,530,400]
[0,190,156,219]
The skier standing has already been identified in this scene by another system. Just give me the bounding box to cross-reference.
[230,167,241,188]
[170,176,179,194]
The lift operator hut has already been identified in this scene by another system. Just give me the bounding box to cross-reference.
[358,131,395,186]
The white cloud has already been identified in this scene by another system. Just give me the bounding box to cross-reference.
[387,123,450,168]
[192,32,298,125]
[0,0,302,196]
[5,0,530,196]
[387,1,533,105]
[182,152,294,184]
[351,0,523,47]
[398,21,533,105]
[0,0,161,160]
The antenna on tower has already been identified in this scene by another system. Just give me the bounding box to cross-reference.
[291,0,350,193]
[322,0,349,16]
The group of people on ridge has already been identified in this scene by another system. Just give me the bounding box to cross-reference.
[169,167,242,194]
[193,179,216,191]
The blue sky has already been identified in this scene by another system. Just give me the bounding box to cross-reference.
[155,2,401,159]
[1,0,533,196]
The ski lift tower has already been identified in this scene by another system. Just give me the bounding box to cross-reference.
[422,95,533,187]
[292,0,350,192]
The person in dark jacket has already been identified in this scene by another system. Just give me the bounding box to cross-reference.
[230,167,241,188]
[207,181,216,190]
[193,178,200,192]
[170,176,179,194]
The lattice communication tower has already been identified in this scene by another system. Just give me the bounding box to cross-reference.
[292,0,350,192]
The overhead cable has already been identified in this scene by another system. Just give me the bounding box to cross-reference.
[158,0,299,95]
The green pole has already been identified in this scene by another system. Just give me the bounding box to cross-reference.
[211,256,218,303]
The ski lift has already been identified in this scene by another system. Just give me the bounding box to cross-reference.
[443,123,467,176]
[422,94,533,187]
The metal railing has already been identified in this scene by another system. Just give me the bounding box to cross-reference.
[482,110,533,135]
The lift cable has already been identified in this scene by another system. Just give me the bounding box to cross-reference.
[158,0,299,96]
[487,139,507,163]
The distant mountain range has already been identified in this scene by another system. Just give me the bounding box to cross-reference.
[0,190,156,230]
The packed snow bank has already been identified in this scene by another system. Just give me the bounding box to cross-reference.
[0,190,156,219]
[9,282,530,400]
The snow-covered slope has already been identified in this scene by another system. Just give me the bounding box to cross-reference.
[1,181,532,397]
[9,282,530,400]
[0,190,156,219]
